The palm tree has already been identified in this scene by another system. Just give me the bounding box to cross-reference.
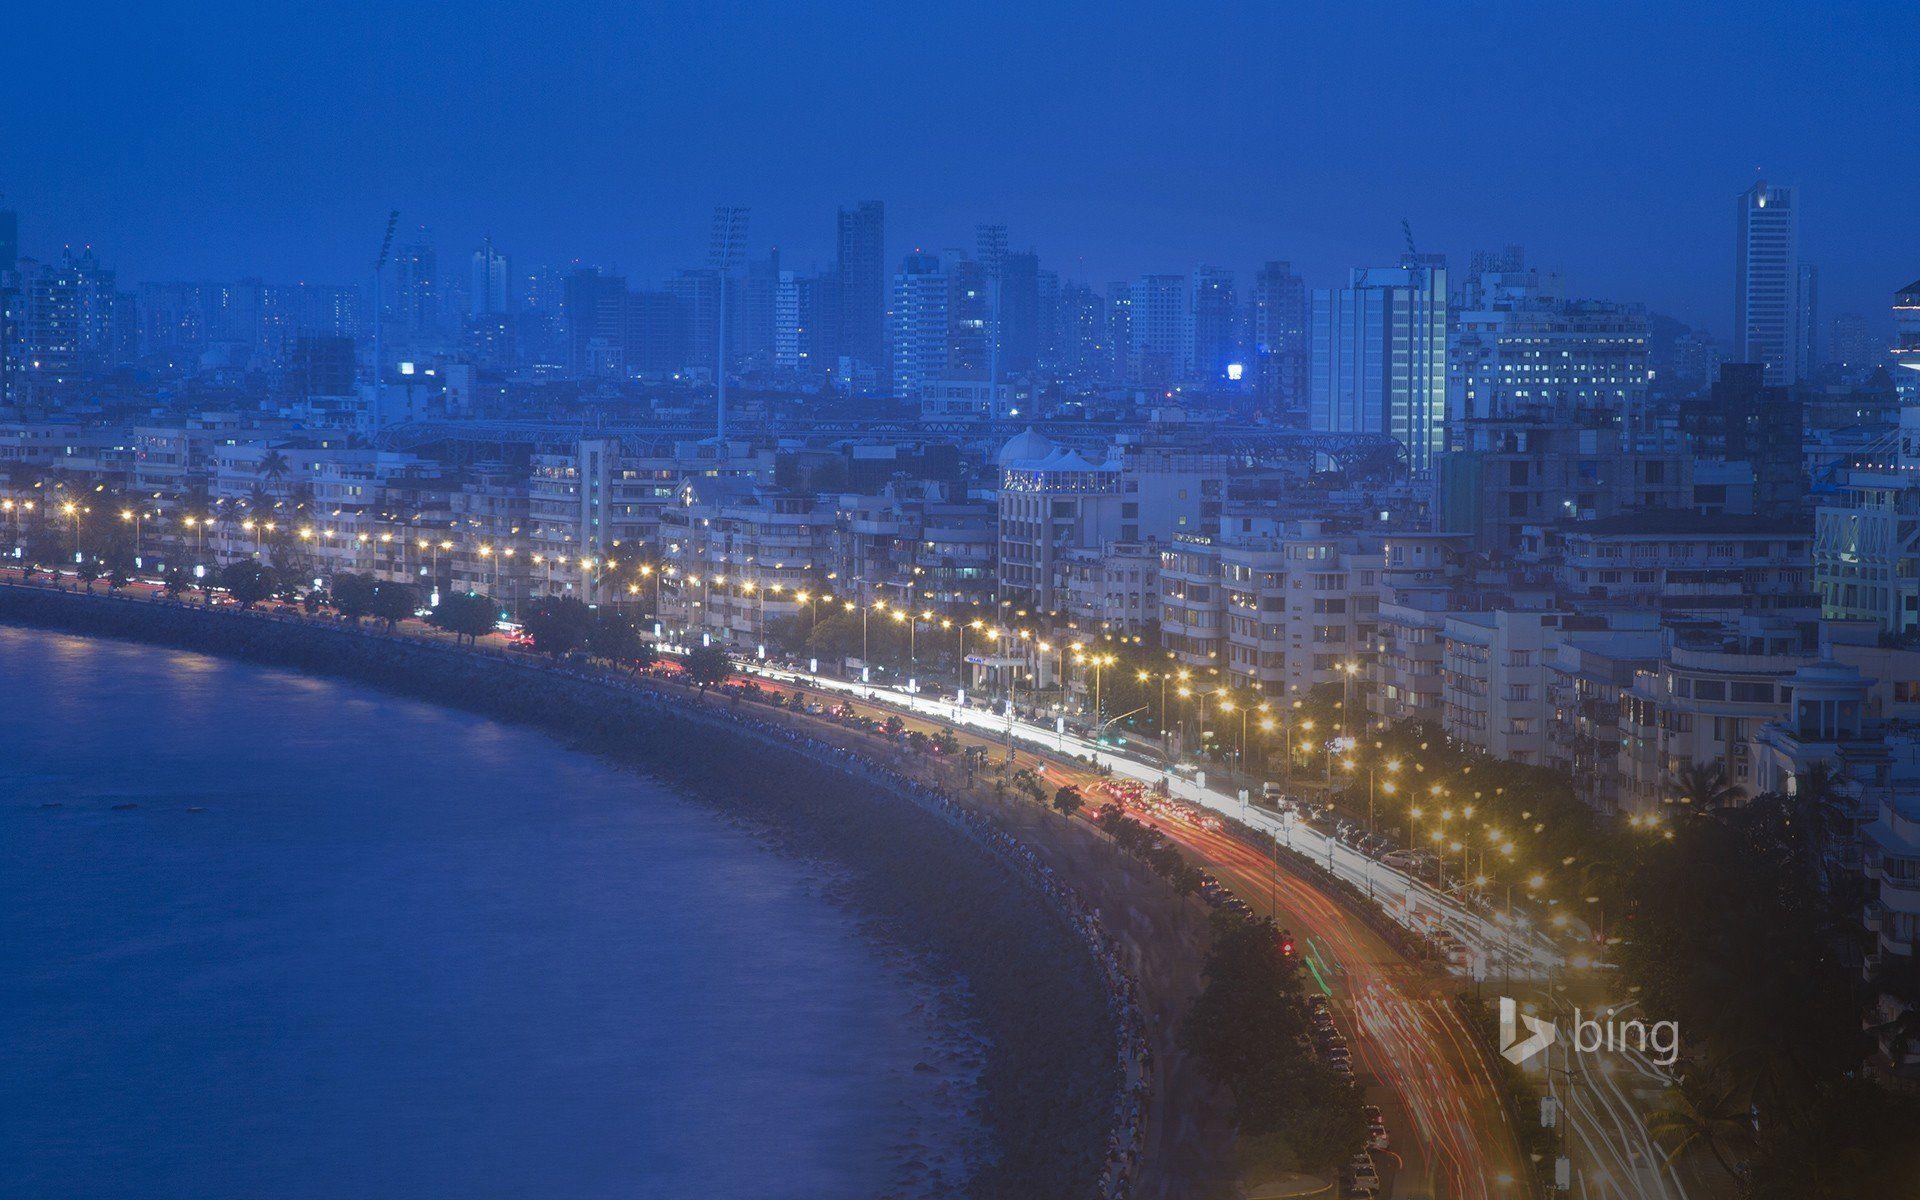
[1786,761,1853,862]
[1650,1059,1751,1179]
[257,449,291,484]
[1671,759,1745,810]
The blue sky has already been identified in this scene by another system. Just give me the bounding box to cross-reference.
[3,0,1915,335]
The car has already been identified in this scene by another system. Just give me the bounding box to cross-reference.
[1368,1126,1390,1150]
[1360,1104,1382,1122]
[1348,1156,1380,1188]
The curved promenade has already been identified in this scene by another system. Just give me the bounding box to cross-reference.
[0,584,1179,1200]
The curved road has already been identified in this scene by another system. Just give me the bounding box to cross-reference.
[751,667,1527,1199]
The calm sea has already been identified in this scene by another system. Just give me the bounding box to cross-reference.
[0,625,982,1198]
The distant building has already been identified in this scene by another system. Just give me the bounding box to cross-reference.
[390,228,440,346]
[1128,274,1190,385]
[834,201,886,381]
[1815,404,1920,636]
[469,238,511,316]
[1311,260,1449,475]
[1680,362,1808,517]
[1248,261,1308,419]
[1827,312,1877,378]
[1733,180,1811,384]
[1188,267,1238,384]
[1447,269,1649,431]
[890,252,949,399]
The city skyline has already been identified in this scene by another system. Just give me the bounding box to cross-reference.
[5,2,1919,334]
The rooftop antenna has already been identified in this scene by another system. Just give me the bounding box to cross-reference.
[709,206,750,446]
[372,210,398,430]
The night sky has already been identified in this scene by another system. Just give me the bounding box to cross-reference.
[4,1,1915,335]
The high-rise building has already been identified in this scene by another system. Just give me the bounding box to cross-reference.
[620,288,686,376]
[390,229,440,344]
[667,268,722,376]
[1311,259,1449,474]
[0,207,17,274]
[1129,274,1190,384]
[1249,261,1308,418]
[1826,312,1876,379]
[469,238,511,315]
[997,250,1041,376]
[891,252,949,398]
[1188,267,1238,384]
[834,201,885,377]
[563,267,627,376]
[13,246,130,380]
[1105,282,1133,380]
[1448,268,1649,432]
[946,255,991,380]
[736,249,779,368]
[1048,281,1108,381]
[1734,180,1808,385]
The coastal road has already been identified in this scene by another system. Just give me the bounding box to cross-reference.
[745,668,1527,1199]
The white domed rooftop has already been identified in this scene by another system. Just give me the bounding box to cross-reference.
[996,427,1059,468]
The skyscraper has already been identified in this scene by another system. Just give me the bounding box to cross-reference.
[469,238,511,315]
[1128,274,1189,384]
[1734,180,1809,385]
[1249,261,1308,418]
[890,251,948,398]
[390,229,440,344]
[1188,266,1239,384]
[834,201,885,379]
[1311,259,1448,474]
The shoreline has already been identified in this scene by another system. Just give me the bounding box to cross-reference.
[0,585,1162,1199]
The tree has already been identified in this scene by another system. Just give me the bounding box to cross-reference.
[219,559,278,609]
[427,591,500,645]
[1052,784,1086,819]
[75,556,102,592]
[934,728,961,757]
[882,714,905,738]
[683,644,732,688]
[588,608,651,668]
[161,564,191,602]
[103,552,134,593]
[331,572,377,622]
[1650,1059,1751,1178]
[257,448,291,483]
[1182,912,1367,1168]
[1671,759,1744,810]
[522,595,593,658]
[369,579,419,629]
[23,528,64,579]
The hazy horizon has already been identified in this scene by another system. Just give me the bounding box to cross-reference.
[6,1,1917,337]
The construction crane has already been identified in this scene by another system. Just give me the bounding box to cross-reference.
[1401,218,1418,262]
